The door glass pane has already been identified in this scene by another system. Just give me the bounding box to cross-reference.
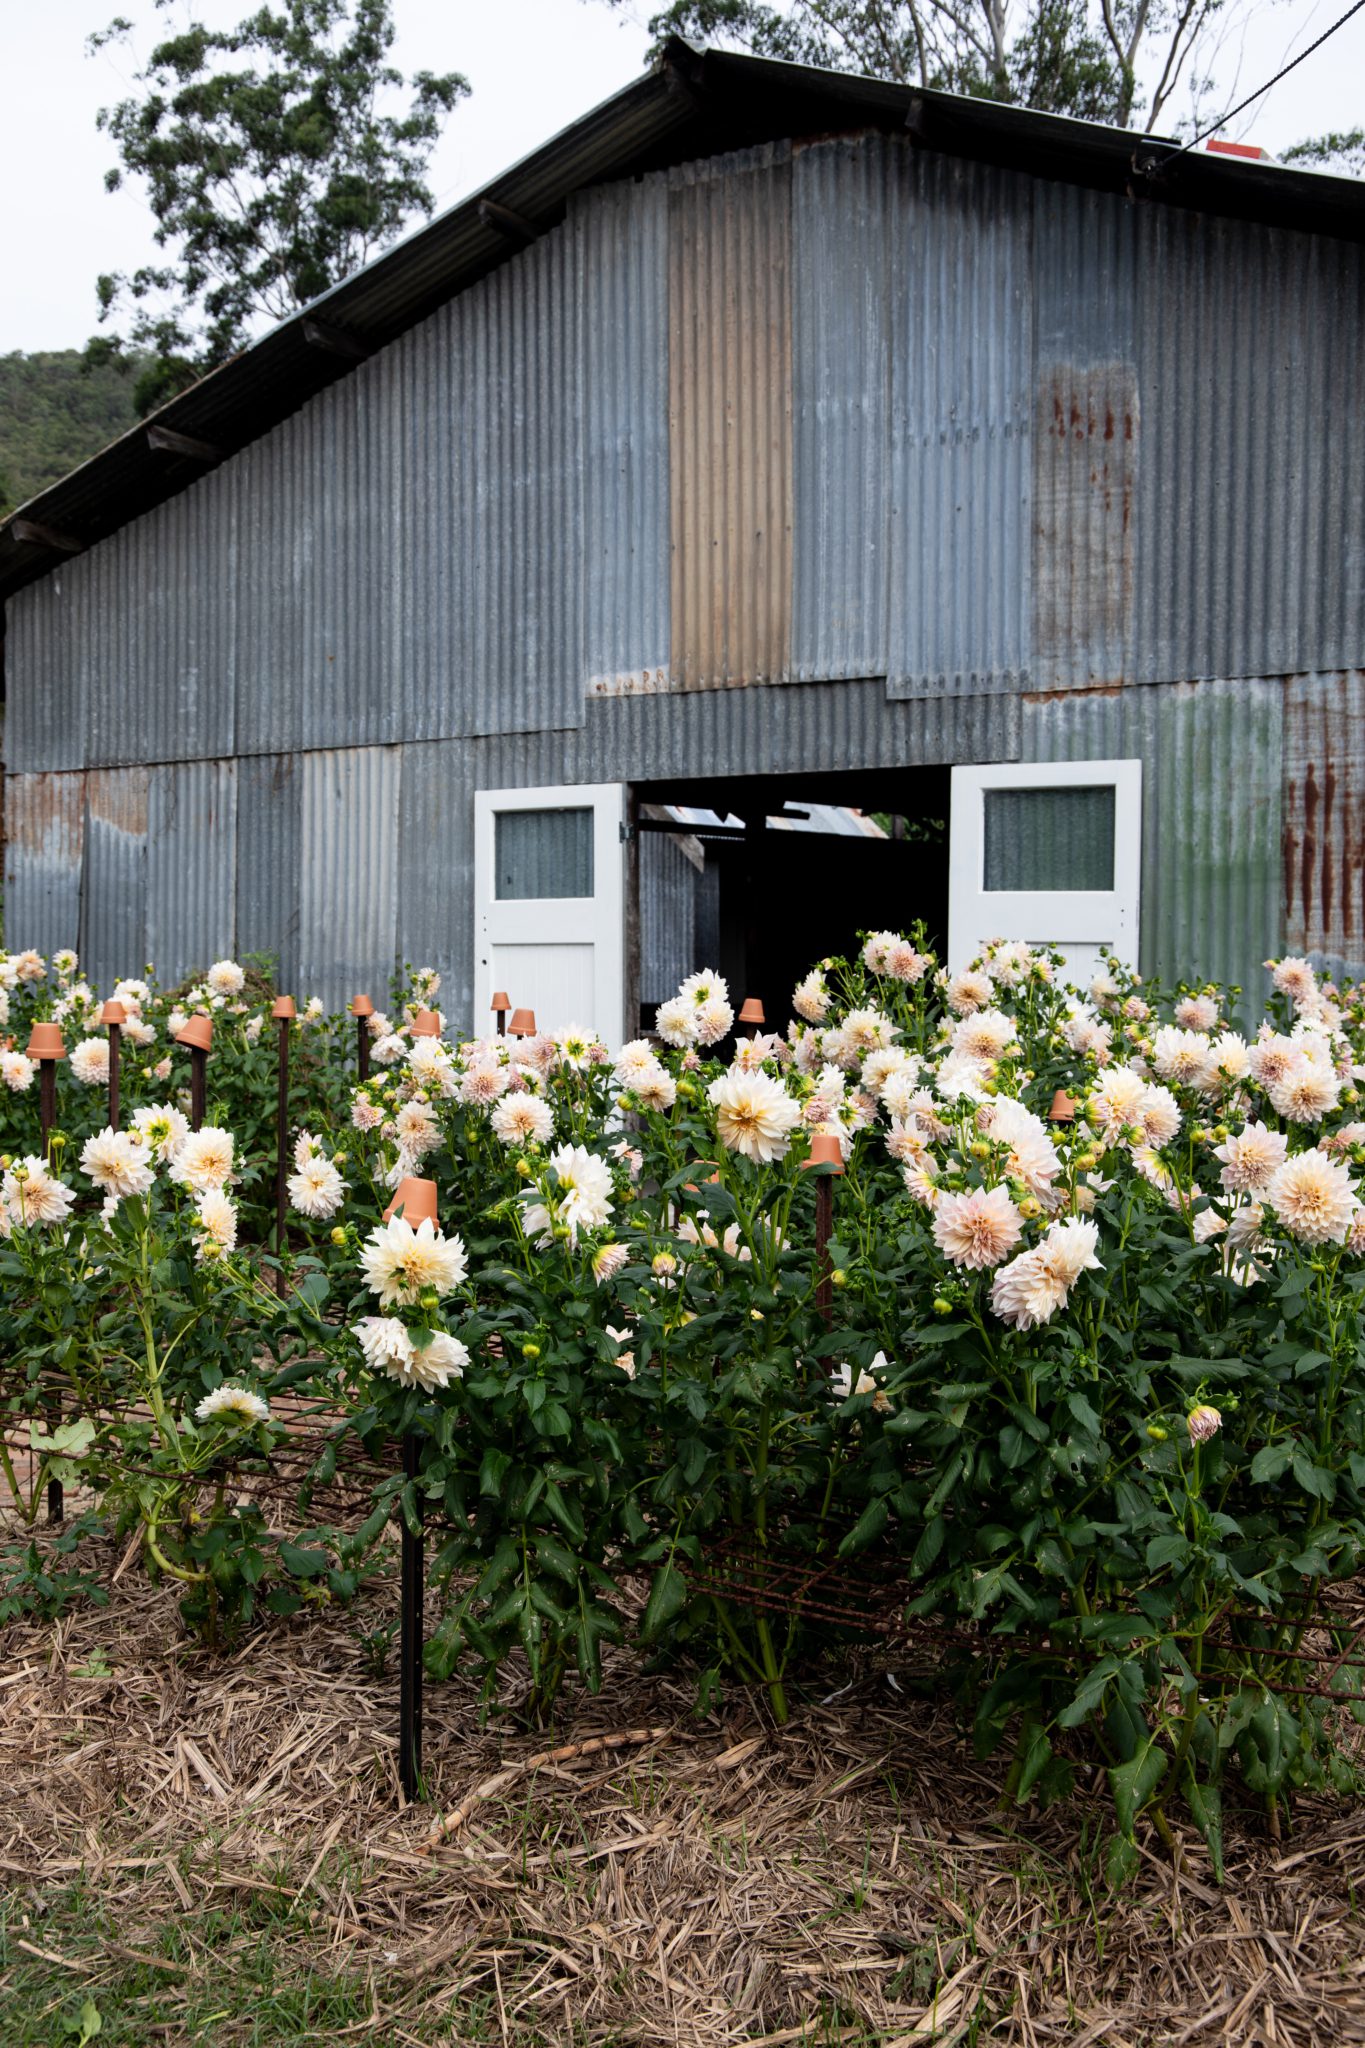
[983,786,1115,892]
[495,808,594,899]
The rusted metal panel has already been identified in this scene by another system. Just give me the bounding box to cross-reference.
[1021,675,1282,1008]
[299,745,402,1012]
[80,768,148,987]
[886,152,1033,700]
[146,760,237,987]
[4,772,85,956]
[1033,362,1139,686]
[791,133,894,681]
[669,143,793,690]
[1283,671,1365,981]
[577,173,671,700]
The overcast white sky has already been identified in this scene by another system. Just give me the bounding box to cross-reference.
[1,0,1361,353]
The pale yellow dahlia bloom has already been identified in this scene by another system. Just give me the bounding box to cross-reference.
[708,1068,802,1164]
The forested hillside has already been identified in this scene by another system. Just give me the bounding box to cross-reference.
[0,351,140,516]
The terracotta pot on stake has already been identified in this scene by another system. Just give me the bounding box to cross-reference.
[801,1131,845,1330]
[26,1022,66,1151]
[26,1023,67,1526]
[174,1014,213,1131]
[351,993,374,1082]
[507,1008,537,1039]
[409,1007,441,1040]
[381,1172,439,1801]
[272,997,296,1260]
[491,990,511,1038]
[100,1000,126,1129]
[737,996,766,1028]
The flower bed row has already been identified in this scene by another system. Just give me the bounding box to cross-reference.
[3,935,1365,1880]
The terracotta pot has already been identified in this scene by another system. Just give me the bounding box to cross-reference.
[271,995,297,1020]
[802,1131,845,1174]
[490,990,511,1012]
[175,1013,213,1052]
[507,1007,537,1037]
[383,1176,439,1228]
[99,1000,127,1027]
[1049,1088,1078,1122]
[350,993,374,1018]
[409,1007,442,1039]
[737,996,765,1026]
[25,1022,66,1061]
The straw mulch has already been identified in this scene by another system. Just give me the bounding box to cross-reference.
[4,1526,1365,2046]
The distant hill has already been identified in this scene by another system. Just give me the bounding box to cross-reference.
[0,351,141,518]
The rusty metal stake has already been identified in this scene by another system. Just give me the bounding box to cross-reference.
[39,1060,56,1150]
[189,1046,207,1132]
[275,1016,290,1259]
[106,1022,121,1131]
[815,1175,834,1329]
[399,1431,425,1801]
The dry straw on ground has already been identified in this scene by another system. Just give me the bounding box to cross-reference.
[3,1528,1365,2045]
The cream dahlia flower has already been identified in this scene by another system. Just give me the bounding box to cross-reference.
[1174,994,1220,1032]
[945,968,994,1016]
[195,1384,269,1426]
[1186,1404,1222,1443]
[952,1008,1017,1064]
[708,1069,802,1164]
[792,970,831,1023]
[69,1037,111,1086]
[360,1215,468,1305]
[207,959,246,996]
[0,1051,35,1093]
[1214,1121,1288,1195]
[193,1190,239,1260]
[655,997,697,1048]
[3,1157,76,1226]
[1151,1026,1216,1091]
[171,1127,235,1193]
[1266,1151,1358,1246]
[989,1217,1102,1331]
[288,1157,347,1219]
[81,1128,154,1200]
[491,1094,554,1147]
[932,1185,1023,1271]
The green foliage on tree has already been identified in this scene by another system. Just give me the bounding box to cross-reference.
[1282,128,1365,177]
[608,0,1333,137]
[87,0,469,415]
[0,352,142,518]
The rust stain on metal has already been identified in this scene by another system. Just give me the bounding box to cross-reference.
[1283,673,1365,962]
[1033,362,1138,686]
[668,148,793,691]
[5,772,85,861]
[85,766,150,839]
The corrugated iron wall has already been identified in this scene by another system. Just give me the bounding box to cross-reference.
[5,130,1364,1003]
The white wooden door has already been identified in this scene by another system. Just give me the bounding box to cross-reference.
[948,760,1142,984]
[474,783,626,1042]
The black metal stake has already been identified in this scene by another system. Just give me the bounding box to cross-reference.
[107,1023,121,1131]
[399,1431,425,1800]
[357,1016,370,1084]
[494,1008,506,1037]
[815,1175,834,1330]
[189,1045,207,1132]
[275,1017,290,1259]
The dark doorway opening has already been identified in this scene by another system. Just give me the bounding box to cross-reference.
[631,766,950,1034]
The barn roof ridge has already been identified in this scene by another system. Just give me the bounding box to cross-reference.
[3,33,1362,603]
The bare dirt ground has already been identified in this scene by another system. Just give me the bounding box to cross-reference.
[3,1526,1365,2047]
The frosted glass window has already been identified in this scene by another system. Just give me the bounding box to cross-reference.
[494,808,594,899]
[983,786,1115,893]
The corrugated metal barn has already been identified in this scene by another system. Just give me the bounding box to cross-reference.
[2,40,1363,1032]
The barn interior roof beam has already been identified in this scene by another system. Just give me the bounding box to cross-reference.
[478,198,539,248]
[301,318,372,363]
[8,518,82,556]
[146,425,224,464]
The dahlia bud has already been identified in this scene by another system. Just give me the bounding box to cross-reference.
[1186,1404,1222,1443]
[1146,1424,1168,1441]
[932,1296,953,1316]
[831,1268,847,1288]
[329,1227,346,1248]
[522,1341,541,1361]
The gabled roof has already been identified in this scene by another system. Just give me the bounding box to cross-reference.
[3,35,1362,605]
